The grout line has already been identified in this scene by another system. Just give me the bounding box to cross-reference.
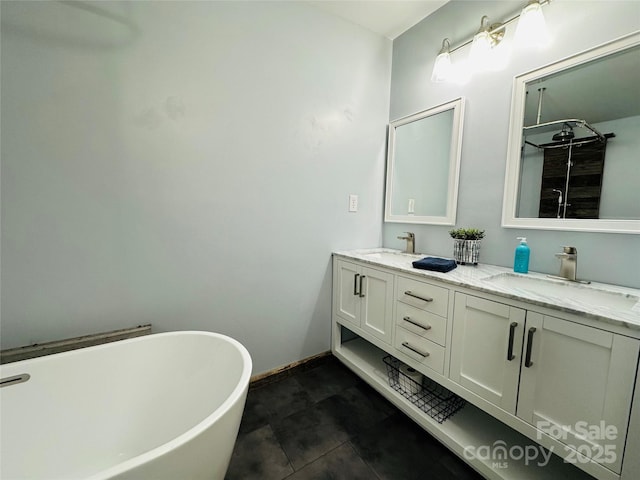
[265,423,295,478]
[345,440,385,480]
[281,441,352,478]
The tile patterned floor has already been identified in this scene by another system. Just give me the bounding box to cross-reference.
[225,356,484,480]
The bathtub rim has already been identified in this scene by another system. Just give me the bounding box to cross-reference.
[92,330,252,479]
[2,330,252,480]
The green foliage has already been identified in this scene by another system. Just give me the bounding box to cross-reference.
[448,228,485,240]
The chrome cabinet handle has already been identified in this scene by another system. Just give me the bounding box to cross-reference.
[404,290,433,302]
[507,322,518,361]
[0,374,30,388]
[401,341,430,358]
[525,327,537,368]
[359,275,366,298]
[403,316,432,331]
[353,273,360,296]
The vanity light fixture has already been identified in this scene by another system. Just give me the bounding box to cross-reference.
[514,0,550,48]
[431,0,551,83]
[468,16,507,73]
[431,38,452,82]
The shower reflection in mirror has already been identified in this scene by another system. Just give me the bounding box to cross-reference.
[515,44,640,221]
[519,87,614,219]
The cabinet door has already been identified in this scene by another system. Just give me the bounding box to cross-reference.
[450,293,525,413]
[334,260,360,326]
[359,266,394,343]
[517,312,639,474]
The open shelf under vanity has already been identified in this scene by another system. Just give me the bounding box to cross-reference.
[334,326,596,480]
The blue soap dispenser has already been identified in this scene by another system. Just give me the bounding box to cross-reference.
[514,237,530,274]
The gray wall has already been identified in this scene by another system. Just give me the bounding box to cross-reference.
[0,1,391,374]
[598,116,640,220]
[385,0,640,288]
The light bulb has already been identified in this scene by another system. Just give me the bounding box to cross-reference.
[431,38,453,83]
[431,51,452,82]
[515,1,550,49]
[469,29,493,72]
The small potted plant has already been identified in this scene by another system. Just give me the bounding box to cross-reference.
[449,228,485,265]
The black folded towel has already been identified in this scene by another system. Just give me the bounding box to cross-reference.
[412,257,457,273]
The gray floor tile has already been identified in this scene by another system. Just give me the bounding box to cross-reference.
[272,401,350,470]
[284,442,381,480]
[316,385,392,436]
[227,356,484,480]
[295,357,361,402]
[440,451,485,480]
[352,380,396,416]
[225,424,293,480]
[239,390,270,434]
[252,376,315,421]
[350,413,461,480]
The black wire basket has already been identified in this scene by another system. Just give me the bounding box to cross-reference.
[383,355,466,423]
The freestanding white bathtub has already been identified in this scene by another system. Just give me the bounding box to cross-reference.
[0,331,252,480]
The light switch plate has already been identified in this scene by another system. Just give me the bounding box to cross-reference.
[349,194,358,212]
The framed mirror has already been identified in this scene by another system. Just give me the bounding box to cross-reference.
[384,97,465,225]
[502,32,640,234]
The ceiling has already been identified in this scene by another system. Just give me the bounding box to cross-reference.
[307,1,449,39]
[523,45,640,129]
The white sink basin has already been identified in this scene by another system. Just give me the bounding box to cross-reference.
[483,273,640,311]
[362,251,423,263]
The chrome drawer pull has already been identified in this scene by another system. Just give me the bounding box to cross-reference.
[404,290,433,303]
[1,374,30,388]
[403,316,432,331]
[401,341,430,358]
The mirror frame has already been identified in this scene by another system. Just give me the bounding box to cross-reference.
[384,97,465,225]
[502,32,640,234]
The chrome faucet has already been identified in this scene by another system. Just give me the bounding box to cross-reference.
[397,232,415,254]
[549,246,590,283]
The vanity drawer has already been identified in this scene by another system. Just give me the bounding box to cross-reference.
[396,303,446,346]
[394,327,445,375]
[397,276,449,318]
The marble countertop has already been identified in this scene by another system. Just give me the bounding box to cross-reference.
[334,248,640,332]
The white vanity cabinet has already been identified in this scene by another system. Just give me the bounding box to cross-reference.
[450,292,639,474]
[333,259,394,344]
[332,250,640,480]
